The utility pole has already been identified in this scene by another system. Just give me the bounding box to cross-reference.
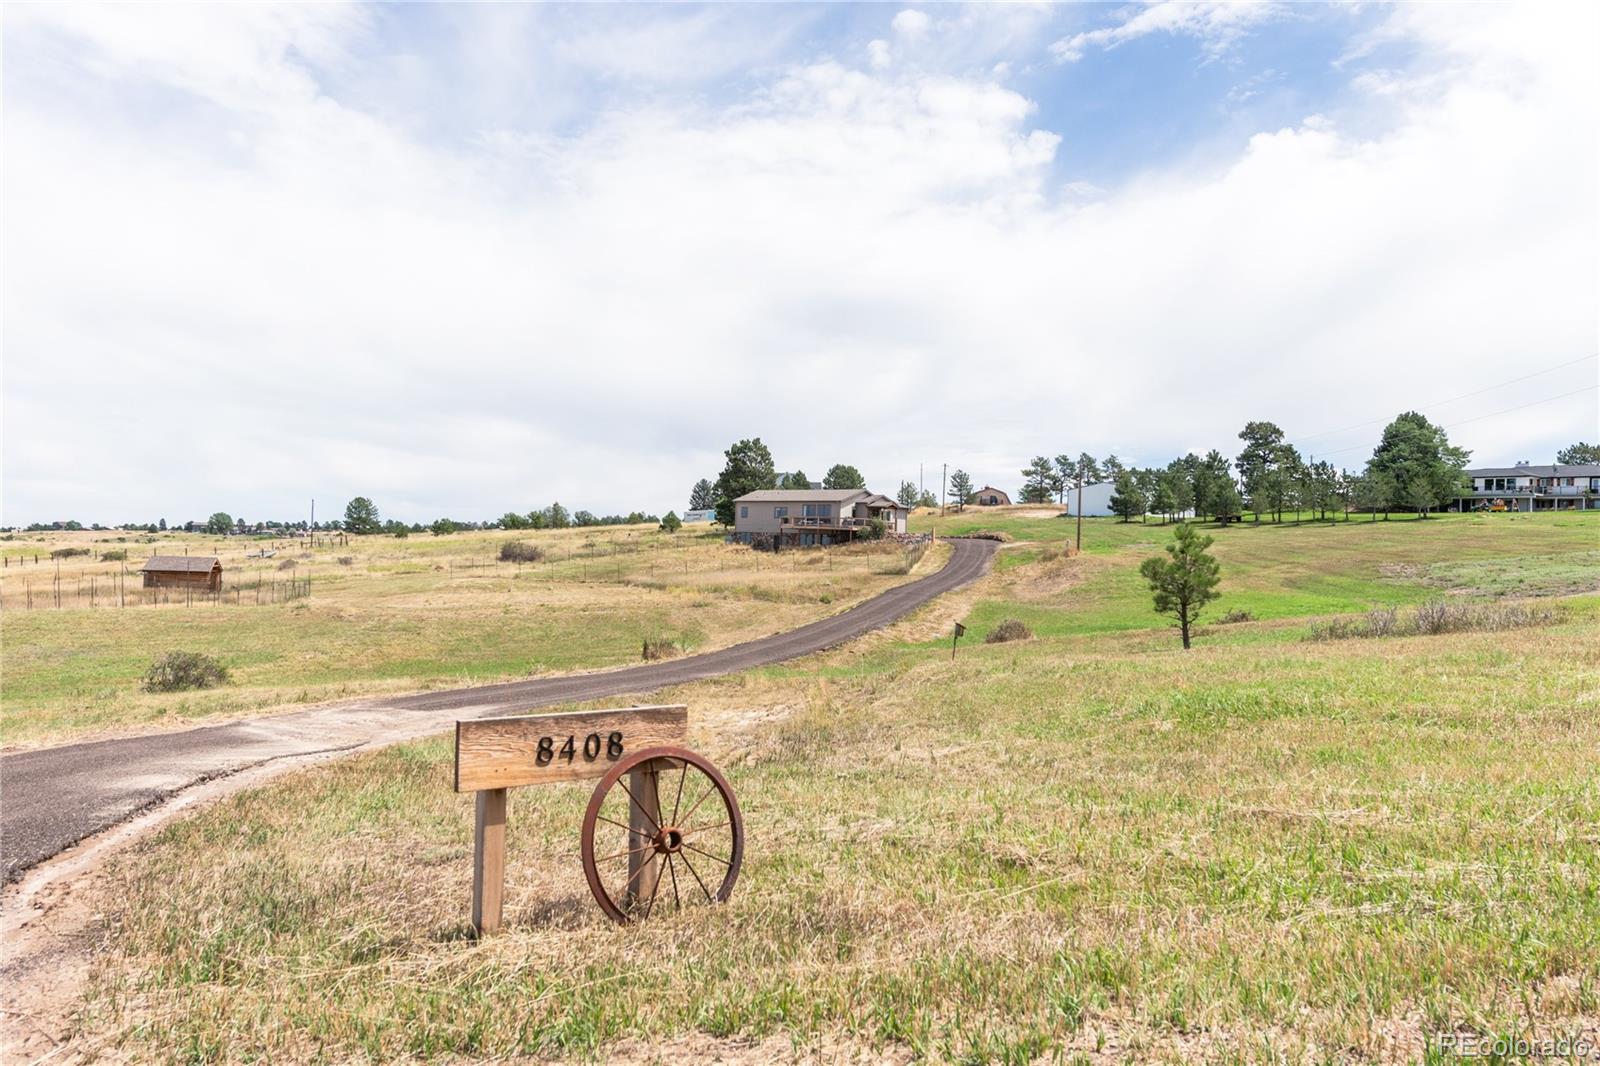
[310,498,315,533]
[941,463,947,515]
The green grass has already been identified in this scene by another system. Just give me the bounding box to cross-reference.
[69,513,1600,1062]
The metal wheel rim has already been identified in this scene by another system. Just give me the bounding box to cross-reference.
[580,745,744,924]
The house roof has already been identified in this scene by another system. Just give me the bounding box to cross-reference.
[974,485,1010,495]
[1468,464,1600,477]
[139,555,221,572]
[859,493,900,508]
[734,488,868,503]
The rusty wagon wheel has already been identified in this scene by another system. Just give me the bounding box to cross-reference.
[580,745,744,925]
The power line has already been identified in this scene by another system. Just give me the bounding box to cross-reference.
[1312,384,1598,460]
[1295,353,1597,446]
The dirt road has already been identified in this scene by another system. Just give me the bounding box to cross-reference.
[0,537,996,883]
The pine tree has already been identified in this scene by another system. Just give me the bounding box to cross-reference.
[948,469,973,511]
[1138,523,1222,649]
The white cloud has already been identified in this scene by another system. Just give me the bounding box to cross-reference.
[2,2,1595,522]
[891,9,930,40]
[1051,1,1279,64]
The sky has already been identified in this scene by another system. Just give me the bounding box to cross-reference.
[3,1,1597,525]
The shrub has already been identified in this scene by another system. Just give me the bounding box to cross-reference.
[51,547,91,559]
[641,636,682,661]
[985,618,1033,644]
[141,651,229,693]
[337,556,355,566]
[100,549,128,562]
[277,559,297,570]
[499,540,545,564]
[862,518,887,541]
[1216,609,1254,624]
[1308,601,1555,641]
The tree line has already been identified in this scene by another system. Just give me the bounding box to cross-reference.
[1011,411,1498,523]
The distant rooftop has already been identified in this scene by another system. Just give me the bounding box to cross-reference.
[734,488,869,503]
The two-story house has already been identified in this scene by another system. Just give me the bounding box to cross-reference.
[732,488,909,547]
[1454,463,1600,512]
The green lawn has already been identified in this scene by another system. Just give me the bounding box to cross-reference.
[69,513,1600,1062]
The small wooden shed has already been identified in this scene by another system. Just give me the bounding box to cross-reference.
[139,555,222,591]
[973,486,1012,506]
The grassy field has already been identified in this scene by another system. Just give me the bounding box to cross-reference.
[62,510,1600,1062]
[1,525,941,748]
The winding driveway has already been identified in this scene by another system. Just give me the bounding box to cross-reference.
[1,537,996,882]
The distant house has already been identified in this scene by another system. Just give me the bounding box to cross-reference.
[1453,463,1600,512]
[973,486,1011,506]
[139,555,222,590]
[732,489,908,547]
[682,509,716,523]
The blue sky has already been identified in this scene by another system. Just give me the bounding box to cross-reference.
[3,2,1596,524]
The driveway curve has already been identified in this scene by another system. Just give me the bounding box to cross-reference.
[1,537,996,882]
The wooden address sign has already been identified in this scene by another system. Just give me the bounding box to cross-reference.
[454,704,723,936]
[454,704,688,792]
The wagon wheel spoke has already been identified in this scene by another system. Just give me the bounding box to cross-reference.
[677,847,716,903]
[642,857,666,921]
[597,840,659,865]
[675,782,717,829]
[679,818,730,840]
[671,762,689,825]
[617,779,663,835]
[667,850,682,911]
[596,814,640,836]
[682,841,731,867]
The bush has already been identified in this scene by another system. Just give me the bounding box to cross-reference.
[277,559,297,570]
[1308,600,1555,641]
[641,636,682,661]
[985,618,1034,644]
[862,518,887,541]
[499,540,545,564]
[337,556,355,566]
[51,547,91,559]
[141,651,229,693]
[100,549,128,562]
[1216,609,1254,624]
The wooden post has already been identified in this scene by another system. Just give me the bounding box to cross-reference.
[472,788,508,936]
[626,760,662,911]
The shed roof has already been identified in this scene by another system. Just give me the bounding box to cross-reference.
[734,488,868,503]
[139,555,221,573]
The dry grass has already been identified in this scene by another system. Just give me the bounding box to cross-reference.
[68,596,1600,1061]
[2,526,942,748]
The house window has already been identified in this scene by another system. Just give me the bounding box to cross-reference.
[739,506,748,519]
[802,503,832,518]
[773,506,787,519]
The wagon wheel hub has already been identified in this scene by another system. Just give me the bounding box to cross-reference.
[653,826,685,854]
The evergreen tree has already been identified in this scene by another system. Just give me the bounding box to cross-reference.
[948,469,973,511]
[1139,523,1222,649]
[659,511,682,533]
[1020,456,1058,503]
[689,479,716,510]
[896,480,919,507]
[1149,477,1177,523]
[1365,412,1471,518]
[1556,442,1600,464]
[1053,455,1076,505]
[1108,469,1147,522]
[822,464,866,489]
[714,438,778,525]
[780,470,814,490]
[343,496,380,535]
